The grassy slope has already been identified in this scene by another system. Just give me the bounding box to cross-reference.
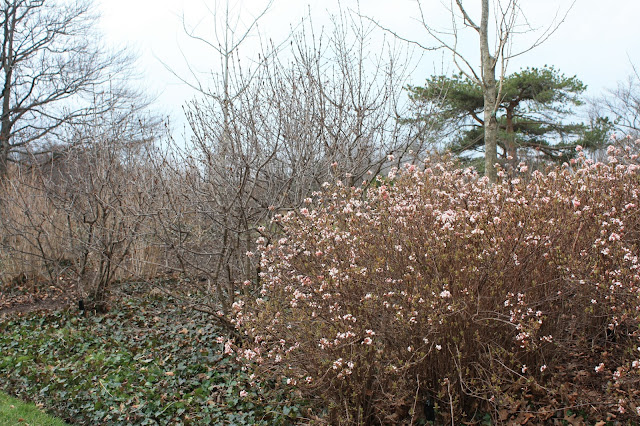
[0,390,66,426]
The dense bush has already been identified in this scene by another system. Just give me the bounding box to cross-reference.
[238,146,640,423]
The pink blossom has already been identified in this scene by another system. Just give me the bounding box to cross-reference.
[439,290,451,298]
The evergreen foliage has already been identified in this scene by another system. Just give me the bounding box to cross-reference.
[407,66,610,168]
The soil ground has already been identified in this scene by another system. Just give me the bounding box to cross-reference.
[0,274,78,317]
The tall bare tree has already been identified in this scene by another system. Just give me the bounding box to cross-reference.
[0,0,138,177]
[426,0,575,180]
[593,66,640,138]
[372,0,573,181]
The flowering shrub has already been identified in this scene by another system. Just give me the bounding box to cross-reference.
[237,147,640,423]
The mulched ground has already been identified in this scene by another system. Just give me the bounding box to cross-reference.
[0,273,78,317]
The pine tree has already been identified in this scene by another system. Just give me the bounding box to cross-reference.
[408,66,608,170]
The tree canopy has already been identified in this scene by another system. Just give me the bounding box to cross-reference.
[407,66,607,169]
[0,0,152,177]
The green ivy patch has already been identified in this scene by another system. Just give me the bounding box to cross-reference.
[0,291,305,425]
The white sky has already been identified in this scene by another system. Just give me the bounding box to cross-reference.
[97,0,640,131]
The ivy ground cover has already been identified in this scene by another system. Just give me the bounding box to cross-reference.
[0,284,305,425]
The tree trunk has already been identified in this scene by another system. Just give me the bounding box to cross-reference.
[0,4,16,180]
[0,139,7,178]
[505,104,518,169]
[480,0,498,183]
[0,101,12,178]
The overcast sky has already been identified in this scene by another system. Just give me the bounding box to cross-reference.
[97,0,640,131]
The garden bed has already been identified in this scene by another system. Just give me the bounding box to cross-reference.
[0,282,305,425]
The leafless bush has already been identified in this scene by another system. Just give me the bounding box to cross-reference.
[151,7,436,329]
[0,167,68,283]
[0,114,161,312]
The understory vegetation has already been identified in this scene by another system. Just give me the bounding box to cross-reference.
[3,146,640,424]
[0,283,306,425]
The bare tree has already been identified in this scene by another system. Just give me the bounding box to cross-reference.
[370,0,574,181]
[593,66,640,138]
[0,0,139,177]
